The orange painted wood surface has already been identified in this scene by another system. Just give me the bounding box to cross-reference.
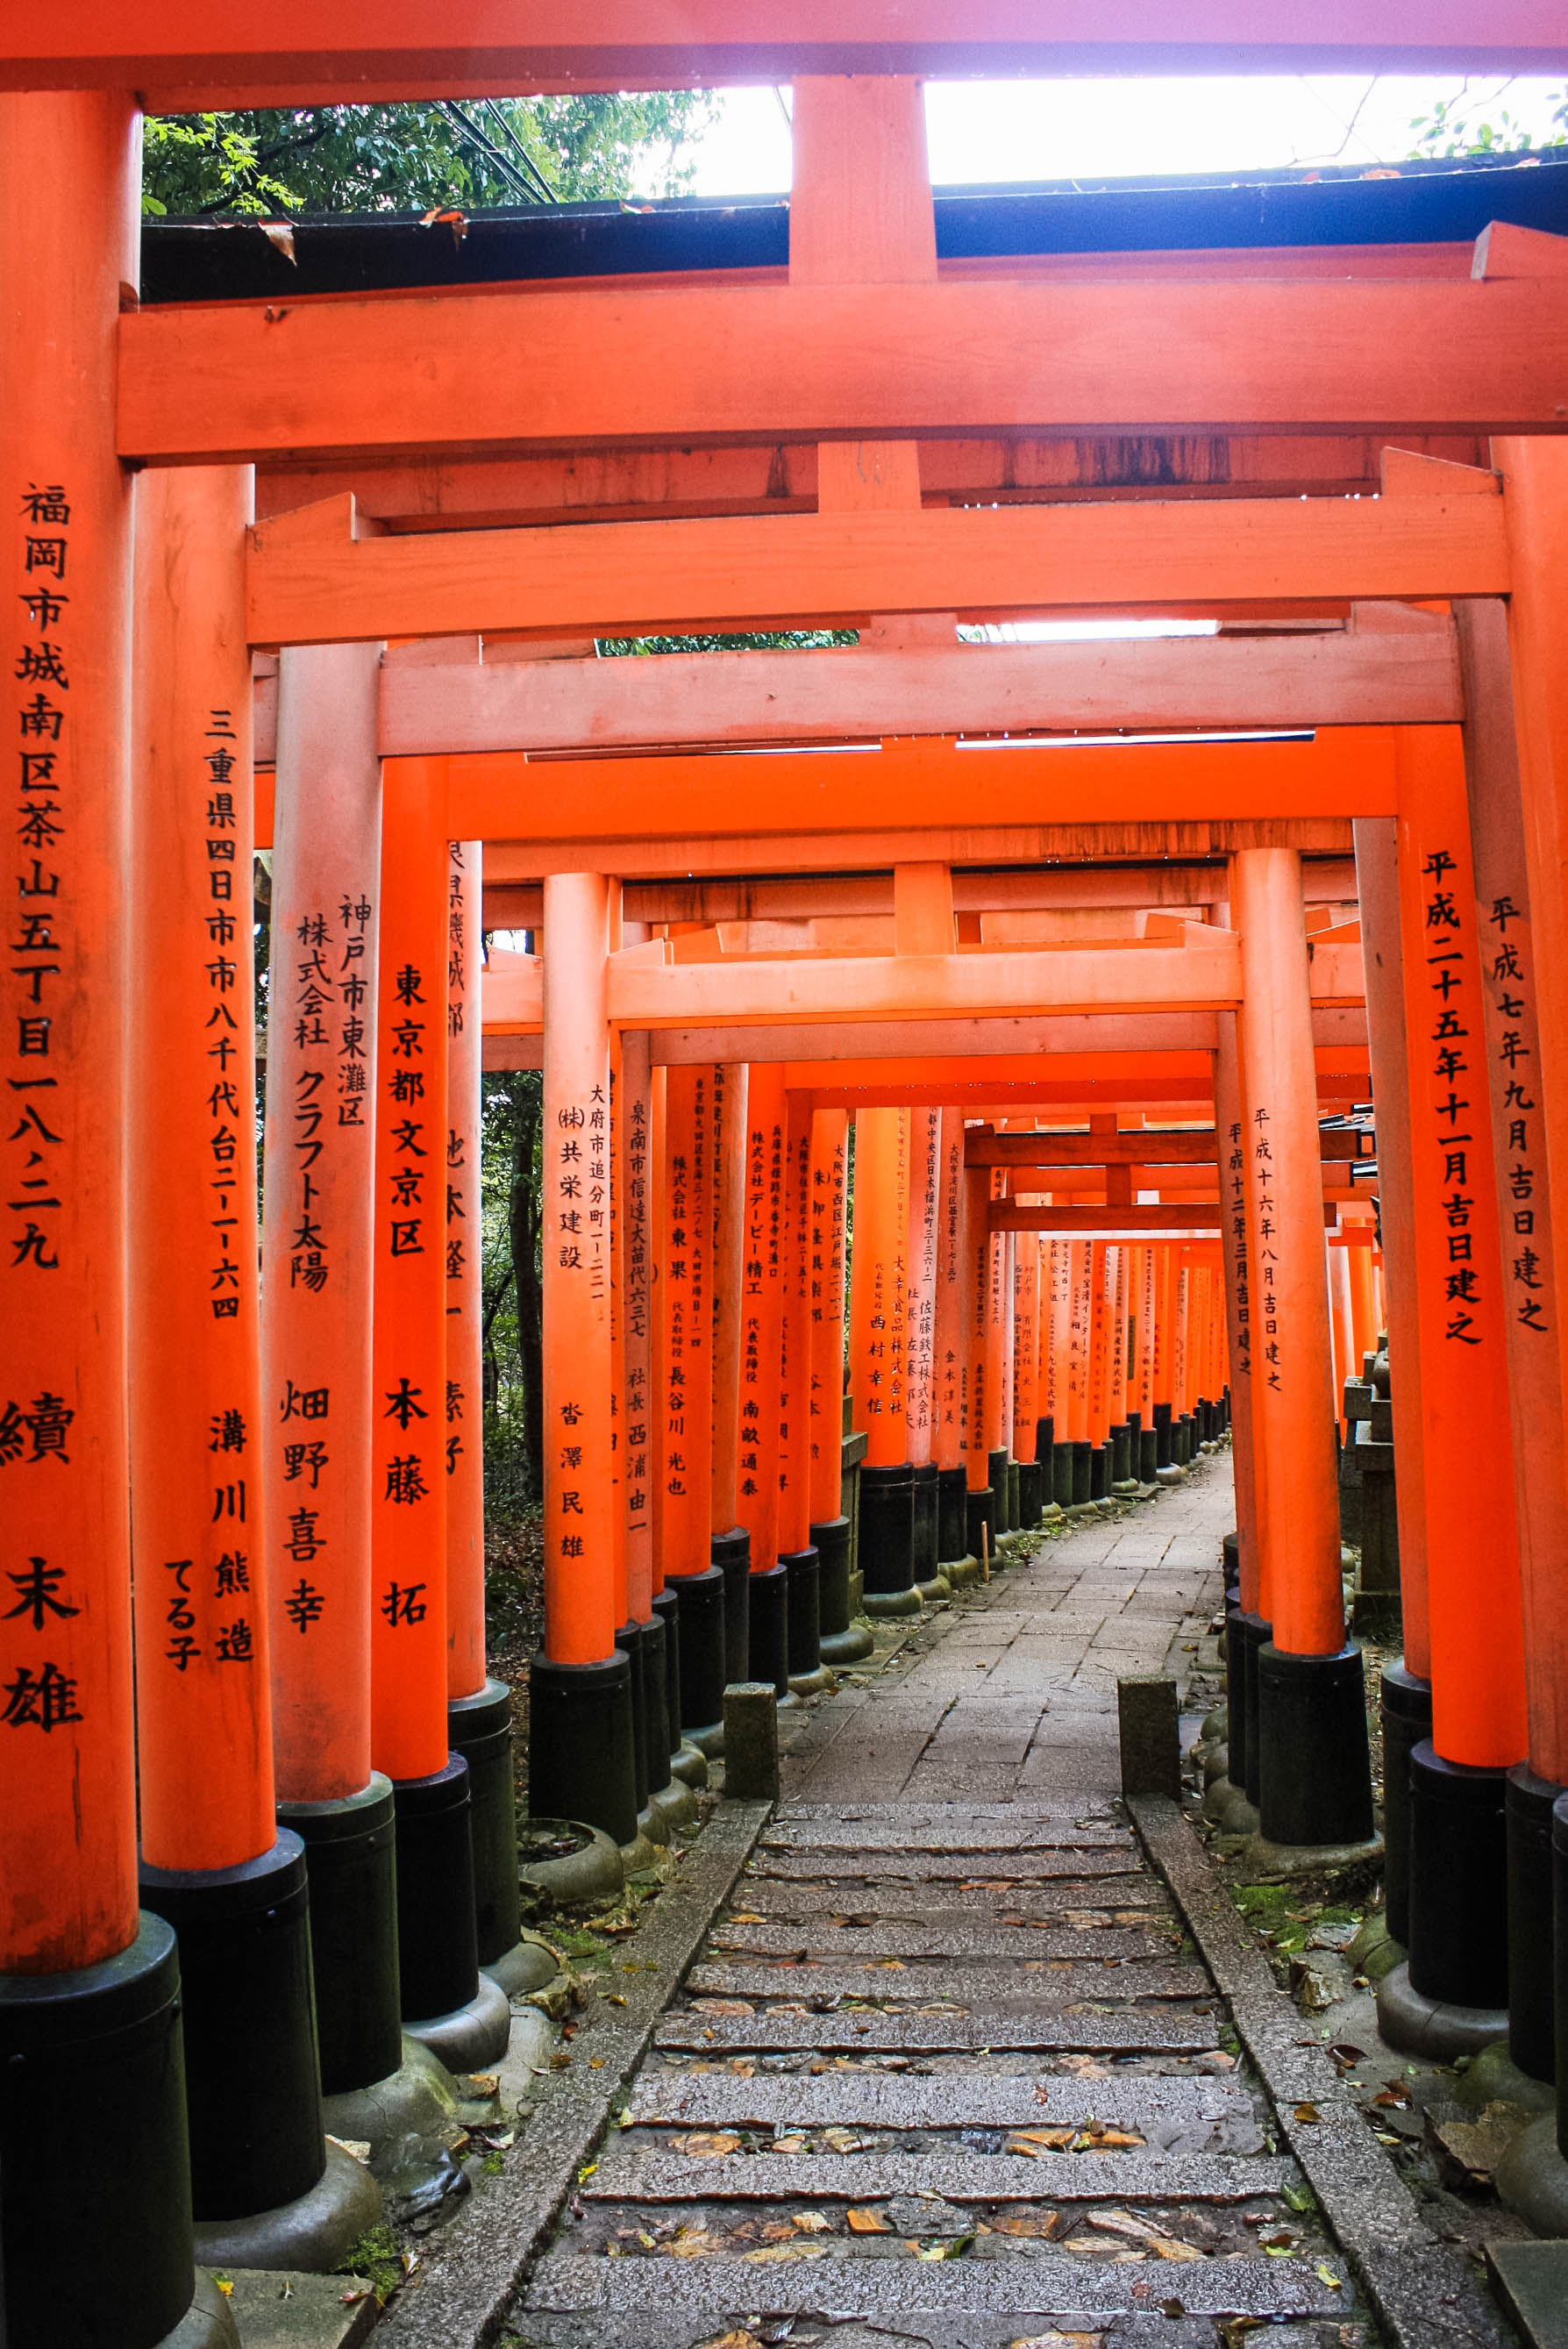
[126,279,1568,469]
[905,1109,941,1468]
[380,627,1463,761]
[16,4,1568,104]
[738,1064,789,1564]
[933,1116,966,1476]
[1394,728,1526,1766]
[130,462,276,1872]
[369,757,452,1772]
[1013,1235,1041,1464]
[707,1061,746,1539]
[444,839,486,1697]
[658,1066,712,1581]
[850,1108,911,1471]
[246,494,1510,648]
[778,1097,815,1558]
[1215,1013,1265,1616]
[807,1107,850,1523]
[0,91,141,1970]
[261,643,382,1801]
[618,1027,654,1619]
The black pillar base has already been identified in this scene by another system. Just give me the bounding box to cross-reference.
[1035,1415,1055,1503]
[1017,1460,1044,1528]
[527,1648,638,1846]
[1088,1443,1109,1501]
[391,1757,487,2024]
[0,1915,196,2349]
[637,1615,673,1795]
[1051,1442,1073,1510]
[1507,1765,1562,2085]
[811,1516,852,1633]
[447,1680,523,1970]
[936,1466,970,1562]
[966,1483,994,1561]
[711,1527,752,1686]
[1137,1426,1158,1483]
[1238,1613,1272,1804]
[859,1463,916,1596]
[1380,1661,1433,1950]
[1071,1440,1093,1505]
[1109,1422,1134,1489]
[748,1560,790,1696]
[1006,1460,1021,1531]
[139,1838,324,2223]
[650,1585,684,1759]
[612,1622,650,1817]
[783,1546,823,1680]
[910,1461,940,1581]
[1408,1740,1510,2010]
[987,1448,1010,1526]
[1153,1399,1173,1467]
[668,1566,726,1736]
[279,1775,401,2097]
[1256,1643,1375,1849]
[1556,1794,1568,2155]
[1224,1608,1249,1785]
[1177,1412,1194,1464]
[1222,1529,1239,1586]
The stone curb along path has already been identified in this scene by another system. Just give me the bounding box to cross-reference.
[378,1800,773,2349]
[1131,1795,1512,2349]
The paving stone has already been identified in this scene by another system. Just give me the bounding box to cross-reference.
[723,1879,1172,1923]
[523,2250,1345,2319]
[707,1921,1176,1961]
[653,2010,1220,2054]
[750,1847,1147,1881]
[584,2148,1292,2204]
[684,1961,1208,2004]
[624,2073,1252,2130]
[763,1820,1130,1852]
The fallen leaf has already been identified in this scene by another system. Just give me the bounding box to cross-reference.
[692,1998,754,2016]
[991,2210,1060,2238]
[695,2335,764,2349]
[740,2241,830,2263]
[1293,2103,1321,2124]
[1318,2263,1343,2288]
[793,2211,832,2232]
[214,2281,234,2298]
[847,2207,894,2233]
[821,2125,867,2153]
[1086,2209,1201,2260]
[666,2229,725,2258]
[912,2236,974,2260]
[257,220,296,263]
[672,2131,742,2159]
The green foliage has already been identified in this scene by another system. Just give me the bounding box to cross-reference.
[1409,85,1568,157]
[481,1067,542,1522]
[336,2224,400,2306]
[597,630,858,657]
[142,91,720,218]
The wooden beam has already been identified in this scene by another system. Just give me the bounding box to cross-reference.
[988,1202,1337,1232]
[435,732,1403,847]
[378,625,1462,757]
[648,1013,1225,1064]
[127,278,1568,469]
[480,816,1359,882]
[246,493,1509,647]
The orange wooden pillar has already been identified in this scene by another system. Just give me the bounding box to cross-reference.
[0,95,210,2349]
[371,762,507,2053]
[1086,1239,1114,1502]
[1107,1244,1138,1494]
[932,1112,972,1565]
[709,1061,751,1685]
[260,641,413,2111]
[808,1105,867,1658]
[1150,1241,1177,1474]
[617,1026,679,1810]
[1345,1233,1379,1375]
[441,834,524,1979]
[530,872,637,1850]
[1130,1241,1158,1484]
[850,1106,917,1609]
[1454,598,1568,2085]
[656,1064,725,1746]
[777,1094,826,1685]
[983,1178,1010,1517]
[1370,729,1527,2041]
[1065,1236,1094,1503]
[1232,846,1374,1853]
[738,1064,792,1681]
[1353,813,1433,1946]
[127,463,367,2253]
[960,1162,996,1558]
[906,1108,943,1583]
[1328,1239,1355,1441]
[1216,1013,1265,1624]
[1012,1230,1044,1525]
[1044,1236,1073,1510]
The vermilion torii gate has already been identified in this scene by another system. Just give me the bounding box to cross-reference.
[9,9,1568,2341]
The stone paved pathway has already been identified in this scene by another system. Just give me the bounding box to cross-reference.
[510,1457,1386,2347]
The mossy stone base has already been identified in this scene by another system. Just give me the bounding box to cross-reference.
[1241,1828,1383,1883]
[517,1819,624,1912]
[192,2145,383,2277]
[481,1938,556,1999]
[862,1585,923,1618]
[819,1624,875,1665]
[1376,1958,1509,2060]
[670,1741,709,1788]
[914,1574,951,1604]
[787,1664,836,1699]
[164,2272,243,2349]
[1496,2115,1568,2237]
[1201,1776,1259,1835]
[1454,2038,1556,2116]
[320,2037,460,2151]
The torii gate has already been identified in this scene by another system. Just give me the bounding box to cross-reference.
[8,9,1568,2339]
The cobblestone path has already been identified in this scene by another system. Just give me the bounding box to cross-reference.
[513,1459,1379,2348]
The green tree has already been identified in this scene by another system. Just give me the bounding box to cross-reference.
[1409,84,1567,157]
[143,91,719,217]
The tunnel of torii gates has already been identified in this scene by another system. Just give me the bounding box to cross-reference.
[11,6,1568,2338]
